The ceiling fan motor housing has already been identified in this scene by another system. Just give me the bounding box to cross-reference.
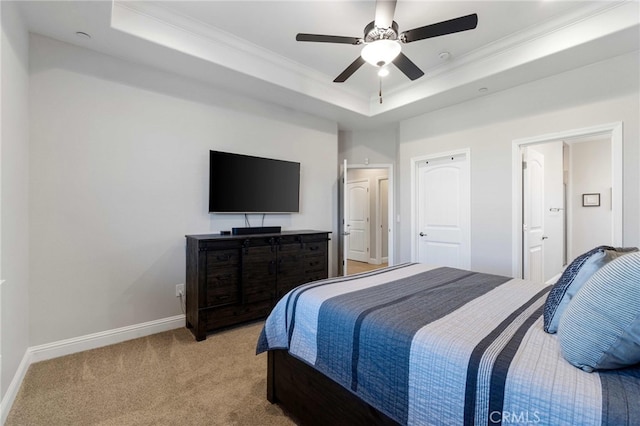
[364,21,399,42]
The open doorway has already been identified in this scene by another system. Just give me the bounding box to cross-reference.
[512,122,623,280]
[339,162,394,276]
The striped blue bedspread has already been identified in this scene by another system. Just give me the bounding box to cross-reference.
[257,263,640,425]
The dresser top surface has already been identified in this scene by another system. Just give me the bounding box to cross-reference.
[186,230,331,241]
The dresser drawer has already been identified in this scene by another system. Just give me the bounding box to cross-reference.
[304,272,328,284]
[206,249,240,270]
[303,253,326,272]
[205,269,239,307]
[304,242,326,253]
[276,271,306,295]
[278,252,303,269]
[201,301,272,330]
[243,280,273,304]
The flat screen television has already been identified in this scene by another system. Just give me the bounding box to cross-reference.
[209,150,300,213]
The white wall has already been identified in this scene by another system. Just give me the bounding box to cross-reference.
[399,52,640,276]
[1,0,30,404]
[339,127,398,166]
[28,35,338,346]
[569,139,612,258]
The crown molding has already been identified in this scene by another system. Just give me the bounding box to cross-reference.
[111,1,638,118]
[382,0,633,100]
[370,0,639,114]
[111,1,370,115]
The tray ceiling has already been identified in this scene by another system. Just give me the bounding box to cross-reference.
[17,1,640,129]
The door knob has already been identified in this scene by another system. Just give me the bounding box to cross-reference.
[542,235,548,240]
[419,232,426,237]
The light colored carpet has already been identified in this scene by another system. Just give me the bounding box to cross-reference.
[6,322,296,426]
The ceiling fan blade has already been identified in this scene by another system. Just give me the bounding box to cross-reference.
[374,0,397,29]
[393,52,424,81]
[296,33,362,45]
[334,57,366,83]
[401,13,478,44]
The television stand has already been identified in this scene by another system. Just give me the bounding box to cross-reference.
[232,226,281,235]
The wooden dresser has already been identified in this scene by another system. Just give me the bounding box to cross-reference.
[185,230,330,341]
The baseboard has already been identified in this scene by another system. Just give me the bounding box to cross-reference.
[1,350,31,425]
[29,314,185,363]
[368,258,381,265]
[1,314,185,423]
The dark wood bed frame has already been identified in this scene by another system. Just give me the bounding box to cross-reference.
[267,349,399,425]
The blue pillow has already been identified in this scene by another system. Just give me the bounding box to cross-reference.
[543,246,613,333]
[558,251,640,372]
[543,246,638,333]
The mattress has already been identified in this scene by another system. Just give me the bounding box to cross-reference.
[257,263,640,425]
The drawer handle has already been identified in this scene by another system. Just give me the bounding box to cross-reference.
[216,254,231,261]
[217,295,230,300]
[309,246,320,251]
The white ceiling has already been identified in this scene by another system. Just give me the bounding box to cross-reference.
[16,1,640,130]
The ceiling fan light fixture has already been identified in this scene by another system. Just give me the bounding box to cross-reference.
[361,39,401,67]
[378,67,390,77]
[297,3,478,83]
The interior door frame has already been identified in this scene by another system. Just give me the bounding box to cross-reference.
[511,122,623,278]
[410,149,471,265]
[375,176,389,264]
[341,162,395,275]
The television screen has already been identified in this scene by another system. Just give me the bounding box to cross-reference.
[209,151,300,213]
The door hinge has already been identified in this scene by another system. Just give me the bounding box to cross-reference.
[522,161,527,169]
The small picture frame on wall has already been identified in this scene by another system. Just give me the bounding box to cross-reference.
[582,193,600,207]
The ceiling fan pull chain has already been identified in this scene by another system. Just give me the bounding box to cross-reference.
[379,77,383,104]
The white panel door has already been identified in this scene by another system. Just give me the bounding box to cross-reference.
[523,147,545,282]
[416,154,470,268]
[347,179,369,262]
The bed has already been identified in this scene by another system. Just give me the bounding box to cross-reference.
[257,262,640,426]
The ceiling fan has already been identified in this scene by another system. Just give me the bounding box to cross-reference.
[296,0,478,83]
